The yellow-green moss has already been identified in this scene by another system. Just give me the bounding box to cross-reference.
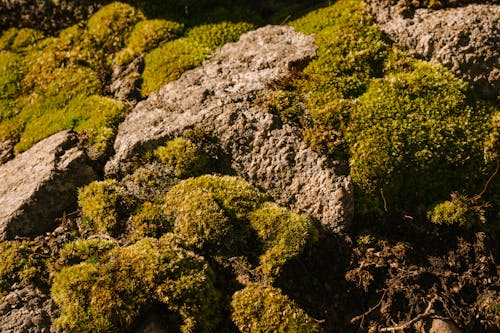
[163,175,267,256]
[249,202,318,279]
[347,61,490,212]
[51,235,220,333]
[115,19,184,65]
[141,38,209,96]
[427,193,485,227]
[154,137,209,178]
[130,201,173,240]
[186,21,254,50]
[0,28,44,52]
[52,239,117,272]
[0,241,41,297]
[265,0,389,156]
[0,52,23,122]
[231,282,323,332]
[87,2,144,54]
[78,179,135,236]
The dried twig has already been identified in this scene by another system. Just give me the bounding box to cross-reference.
[477,159,499,198]
[379,295,439,332]
[351,290,388,328]
[380,188,388,212]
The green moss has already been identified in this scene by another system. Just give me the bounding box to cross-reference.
[141,38,209,96]
[15,95,125,155]
[115,19,184,65]
[78,179,135,237]
[186,21,254,50]
[0,52,23,121]
[347,61,490,212]
[130,201,173,240]
[154,137,209,178]
[0,28,44,52]
[51,235,220,333]
[53,239,117,271]
[427,193,485,227]
[231,282,323,332]
[0,241,41,297]
[164,175,267,256]
[264,0,388,156]
[249,202,318,279]
[87,2,144,54]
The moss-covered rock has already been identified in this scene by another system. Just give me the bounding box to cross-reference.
[52,238,117,271]
[51,235,220,333]
[249,202,318,280]
[78,179,135,236]
[427,193,485,227]
[231,282,323,332]
[0,28,44,52]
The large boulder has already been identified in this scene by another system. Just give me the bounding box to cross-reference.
[106,25,354,232]
[0,130,97,240]
[368,1,499,100]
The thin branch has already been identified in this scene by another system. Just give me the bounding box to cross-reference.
[477,159,499,198]
[351,290,388,327]
[379,295,439,332]
[380,188,388,212]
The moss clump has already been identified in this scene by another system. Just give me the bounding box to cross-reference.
[0,241,42,297]
[427,193,485,227]
[78,179,135,236]
[15,95,125,155]
[186,21,254,50]
[115,19,184,65]
[87,2,144,54]
[231,282,323,332]
[0,52,23,122]
[141,38,209,96]
[52,238,117,271]
[51,235,220,333]
[154,137,209,178]
[265,0,389,156]
[347,61,490,213]
[249,202,318,279]
[0,28,44,52]
[164,175,267,256]
[130,201,173,240]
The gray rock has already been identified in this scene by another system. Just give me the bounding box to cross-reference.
[106,25,354,232]
[0,139,13,164]
[0,285,57,333]
[368,1,500,100]
[110,55,144,103]
[0,130,97,240]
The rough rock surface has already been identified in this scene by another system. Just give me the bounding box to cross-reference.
[110,55,144,103]
[106,25,354,232]
[0,139,13,164]
[368,1,500,99]
[0,130,97,240]
[0,0,106,33]
[0,285,57,333]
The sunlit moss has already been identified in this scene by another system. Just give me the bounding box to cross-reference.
[115,19,184,65]
[231,282,323,332]
[51,235,220,333]
[249,202,318,280]
[154,137,209,178]
[186,21,254,50]
[78,179,135,236]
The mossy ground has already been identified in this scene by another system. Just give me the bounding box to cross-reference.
[1,0,499,332]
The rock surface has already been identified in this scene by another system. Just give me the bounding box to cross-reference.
[0,0,106,33]
[368,1,499,99]
[0,285,57,333]
[0,130,97,240]
[106,25,354,232]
